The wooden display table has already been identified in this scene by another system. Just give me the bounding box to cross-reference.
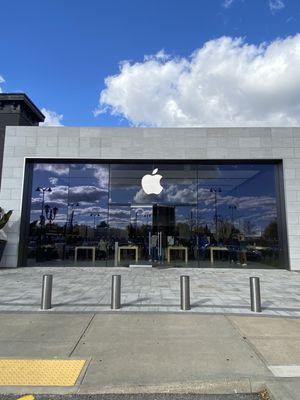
[118,245,139,263]
[167,246,188,264]
[208,246,228,264]
[74,246,96,262]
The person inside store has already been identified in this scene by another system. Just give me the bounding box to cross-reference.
[149,233,158,262]
[237,234,248,266]
[97,238,107,260]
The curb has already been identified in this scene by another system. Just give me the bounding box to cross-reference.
[0,377,268,396]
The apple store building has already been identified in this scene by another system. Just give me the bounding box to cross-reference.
[2,121,300,271]
[6,93,300,272]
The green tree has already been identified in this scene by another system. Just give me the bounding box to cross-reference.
[263,221,278,242]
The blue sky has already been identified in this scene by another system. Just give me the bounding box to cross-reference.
[1,0,300,126]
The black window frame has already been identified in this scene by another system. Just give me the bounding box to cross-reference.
[18,158,289,269]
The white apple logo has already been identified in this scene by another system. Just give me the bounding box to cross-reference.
[141,168,163,195]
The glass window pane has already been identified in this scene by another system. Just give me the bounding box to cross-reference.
[26,161,284,269]
[198,163,280,268]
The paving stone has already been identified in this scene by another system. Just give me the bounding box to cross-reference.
[0,267,299,316]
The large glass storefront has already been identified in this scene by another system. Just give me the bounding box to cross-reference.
[22,160,287,268]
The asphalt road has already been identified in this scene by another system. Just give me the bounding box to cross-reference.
[0,394,262,400]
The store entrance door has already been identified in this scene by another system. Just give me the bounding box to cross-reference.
[152,205,175,265]
[130,204,181,266]
[128,204,176,266]
[112,203,195,267]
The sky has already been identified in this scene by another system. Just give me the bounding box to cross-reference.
[1,0,300,127]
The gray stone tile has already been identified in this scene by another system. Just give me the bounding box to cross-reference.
[0,267,299,316]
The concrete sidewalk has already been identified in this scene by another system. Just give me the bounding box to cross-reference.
[0,313,299,399]
[0,267,300,316]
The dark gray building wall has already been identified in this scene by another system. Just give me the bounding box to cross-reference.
[0,93,45,184]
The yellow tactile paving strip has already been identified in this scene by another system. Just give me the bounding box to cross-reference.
[0,359,86,386]
[17,397,35,400]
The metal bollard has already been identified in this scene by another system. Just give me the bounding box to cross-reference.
[180,275,191,310]
[41,274,53,310]
[111,275,121,309]
[250,277,262,313]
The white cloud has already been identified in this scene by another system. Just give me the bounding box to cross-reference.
[49,177,59,185]
[84,164,109,189]
[68,185,108,204]
[222,0,235,8]
[96,34,300,127]
[40,108,63,126]
[269,0,285,13]
[222,0,284,13]
[0,75,5,92]
[34,163,69,176]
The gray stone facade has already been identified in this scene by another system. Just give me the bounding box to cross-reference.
[0,126,299,270]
